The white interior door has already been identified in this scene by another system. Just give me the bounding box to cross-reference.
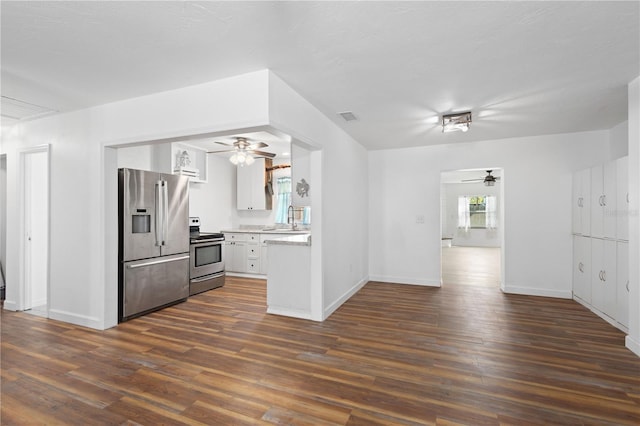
[23,149,49,311]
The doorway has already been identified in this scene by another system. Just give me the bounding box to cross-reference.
[440,168,504,288]
[21,146,49,316]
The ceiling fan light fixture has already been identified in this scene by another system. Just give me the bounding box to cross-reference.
[483,170,496,186]
[442,111,472,133]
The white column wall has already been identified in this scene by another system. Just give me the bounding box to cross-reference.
[268,72,369,319]
[369,131,609,296]
[627,76,640,356]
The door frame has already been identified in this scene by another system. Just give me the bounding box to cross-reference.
[19,144,50,313]
[440,167,506,290]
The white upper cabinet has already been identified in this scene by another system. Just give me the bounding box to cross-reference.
[590,161,617,239]
[153,142,208,183]
[616,156,629,241]
[237,158,273,210]
[572,168,591,235]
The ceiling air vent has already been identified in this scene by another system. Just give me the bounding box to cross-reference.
[338,111,358,122]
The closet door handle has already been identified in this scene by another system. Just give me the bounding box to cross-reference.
[601,270,606,282]
[598,271,603,281]
[626,281,630,292]
[578,262,584,273]
[602,195,606,206]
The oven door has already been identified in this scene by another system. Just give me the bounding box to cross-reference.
[190,240,225,279]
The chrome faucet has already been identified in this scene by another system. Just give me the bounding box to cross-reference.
[287,205,297,230]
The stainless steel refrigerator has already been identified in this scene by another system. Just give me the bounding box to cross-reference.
[118,168,190,322]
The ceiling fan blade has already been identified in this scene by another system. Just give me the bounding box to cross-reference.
[214,141,233,146]
[249,150,276,158]
[248,142,268,150]
[206,148,236,154]
[461,178,483,182]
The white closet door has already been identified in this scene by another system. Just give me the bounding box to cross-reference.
[581,168,591,236]
[616,242,629,327]
[590,165,604,238]
[602,160,617,239]
[591,239,616,318]
[573,236,591,303]
[616,156,628,241]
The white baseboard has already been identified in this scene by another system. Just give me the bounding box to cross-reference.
[625,335,640,357]
[267,306,313,320]
[225,272,267,280]
[48,309,104,330]
[3,299,19,311]
[502,284,572,299]
[323,277,369,319]
[572,296,630,336]
[368,275,441,287]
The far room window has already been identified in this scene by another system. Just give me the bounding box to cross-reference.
[458,195,497,230]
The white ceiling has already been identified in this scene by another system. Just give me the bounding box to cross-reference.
[1,1,638,150]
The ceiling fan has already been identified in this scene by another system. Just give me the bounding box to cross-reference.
[207,137,275,166]
[461,170,500,186]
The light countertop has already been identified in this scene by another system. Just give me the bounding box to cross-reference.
[263,234,311,246]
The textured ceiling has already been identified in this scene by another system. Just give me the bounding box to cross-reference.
[1,1,638,150]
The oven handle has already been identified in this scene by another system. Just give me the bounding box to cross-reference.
[192,238,225,245]
[191,272,225,283]
[127,255,190,269]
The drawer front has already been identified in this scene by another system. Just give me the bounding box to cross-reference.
[247,259,260,273]
[247,244,260,258]
[225,233,246,242]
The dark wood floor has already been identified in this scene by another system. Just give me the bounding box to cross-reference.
[2,275,639,425]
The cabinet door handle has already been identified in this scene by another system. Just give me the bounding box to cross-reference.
[602,195,606,206]
[598,270,603,281]
[626,281,630,292]
[602,270,606,281]
[578,262,583,273]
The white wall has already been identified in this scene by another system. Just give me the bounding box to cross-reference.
[627,76,640,356]
[117,145,154,171]
[610,120,629,159]
[369,131,610,297]
[442,182,502,247]
[268,72,369,319]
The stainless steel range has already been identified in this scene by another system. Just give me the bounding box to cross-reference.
[189,217,225,295]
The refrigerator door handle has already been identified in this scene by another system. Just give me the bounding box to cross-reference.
[162,180,169,246]
[155,180,163,246]
[126,254,190,269]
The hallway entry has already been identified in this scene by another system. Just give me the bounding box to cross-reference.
[440,168,504,289]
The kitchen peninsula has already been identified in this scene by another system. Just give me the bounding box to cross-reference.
[221,227,312,319]
[264,233,313,320]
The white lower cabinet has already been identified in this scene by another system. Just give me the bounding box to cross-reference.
[590,239,616,319]
[616,242,629,328]
[224,233,247,273]
[573,236,591,303]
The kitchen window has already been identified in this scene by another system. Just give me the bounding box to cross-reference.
[274,176,292,224]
